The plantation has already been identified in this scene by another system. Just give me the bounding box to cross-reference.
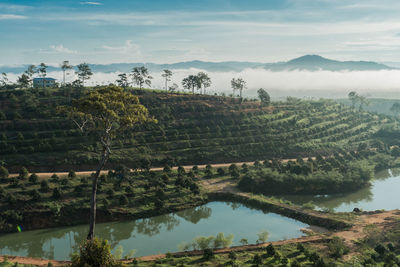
[0,87,397,173]
[0,165,205,233]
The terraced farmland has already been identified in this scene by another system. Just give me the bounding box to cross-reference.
[0,87,394,172]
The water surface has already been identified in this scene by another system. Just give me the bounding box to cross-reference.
[281,169,400,212]
[0,201,308,260]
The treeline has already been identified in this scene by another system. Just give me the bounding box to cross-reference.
[238,154,375,195]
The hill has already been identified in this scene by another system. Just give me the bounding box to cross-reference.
[0,87,396,172]
[0,55,393,74]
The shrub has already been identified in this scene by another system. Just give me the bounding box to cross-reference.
[40,180,50,192]
[155,198,164,209]
[68,170,76,179]
[60,178,69,186]
[18,167,29,180]
[266,243,276,257]
[203,248,214,261]
[0,166,8,179]
[71,238,124,267]
[52,188,62,199]
[30,189,41,201]
[228,251,237,260]
[252,254,262,266]
[239,238,248,245]
[257,231,269,243]
[119,195,128,205]
[217,167,225,176]
[51,173,59,181]
[29,173,39,183]
[107,189,115,197]
[328,237,349,259]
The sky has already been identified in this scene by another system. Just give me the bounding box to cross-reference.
[2,0,400,65]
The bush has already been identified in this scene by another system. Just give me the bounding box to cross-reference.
[203,248,214,261]
[52,188,62,199]
[71,238,124,267]
[68,170,76,179]
[266,243,276,257]
[328,237,349,259]
[0,166,8,179]
[252,254,262,266]
[30,189,41,201]
[119,195,128,205]
[40,180,50,192]
[18,167,29,180]
[217,167,225,176]
[29,173,39,183]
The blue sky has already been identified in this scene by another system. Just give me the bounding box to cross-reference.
[1,0,400,65]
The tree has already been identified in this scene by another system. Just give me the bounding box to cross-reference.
[76,63,93,86]
[390,102,400,117]
[61,61,73,85]
[231,78,246,97]
[0,166,8,179]
[38,63,47,78]
[59,85,155,240]
[168,83,178,93]
[197,72,211,94]
[17,73,30,88]
[131,66,152,89]
[257,88,270,106]
[161,69,172,91]
[182,75,201,95]
[348,91,358,108]
[24,65,36,87]
[0,73,9,88]
[116,73,129,88]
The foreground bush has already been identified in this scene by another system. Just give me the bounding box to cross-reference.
[71,238,125,267]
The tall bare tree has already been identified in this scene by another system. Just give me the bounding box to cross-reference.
[59,86,156,240]
[131,66,153,89]
[61,61,73,85]
[231,78,246,97]
[162,69,173,91]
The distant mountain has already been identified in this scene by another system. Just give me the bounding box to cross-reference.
[0,55,394,74]
[265,55,394,71]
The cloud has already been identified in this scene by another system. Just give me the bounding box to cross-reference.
[0,14,27,20]
[40,45,77,54]
[80,2,103,6]
[101,40,141,55]
[5,68,400,99]
[0,4,31,11]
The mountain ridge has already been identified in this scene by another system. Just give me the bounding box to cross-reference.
[0,55,394,74]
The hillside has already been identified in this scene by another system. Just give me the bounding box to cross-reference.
[0,87,396,172]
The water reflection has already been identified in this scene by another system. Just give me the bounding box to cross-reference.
[0,202,307,260]
[280,169,400,212]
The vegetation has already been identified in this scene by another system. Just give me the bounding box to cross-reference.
[238,156,375,195]
[59,85,154,240]
[0,87,396,173]
[0,165,204,233]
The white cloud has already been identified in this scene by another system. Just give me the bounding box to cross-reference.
[0,14,27,20]
[102,40,141,55]
[39,45,77,54]
[0,4,31,11]
[6,68,400,99]
[80,2,103,6]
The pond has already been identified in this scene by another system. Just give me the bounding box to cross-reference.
[0,201,308,260]
[280,168,400,212]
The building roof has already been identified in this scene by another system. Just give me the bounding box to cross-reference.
[33,77,56,81]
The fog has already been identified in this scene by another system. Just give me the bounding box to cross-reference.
[6,68,400,99]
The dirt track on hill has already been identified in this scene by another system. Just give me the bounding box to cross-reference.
[8,157,315,178]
